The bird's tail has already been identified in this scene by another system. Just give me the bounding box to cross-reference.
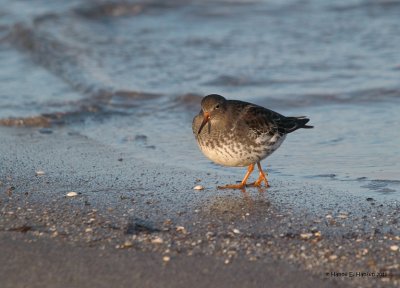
[296,116,313,129]
[282,116,313,133]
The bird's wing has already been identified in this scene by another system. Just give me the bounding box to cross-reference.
[230,101,311,136]
[226,101,282,137]
[240,104,284,136]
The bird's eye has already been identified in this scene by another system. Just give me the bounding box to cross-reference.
[215,104,220,109]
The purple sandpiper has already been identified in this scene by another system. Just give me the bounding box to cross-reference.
[192,94,313,189]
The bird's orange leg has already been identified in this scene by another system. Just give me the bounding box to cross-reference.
[247,162,270,188]
[218,164,254,189]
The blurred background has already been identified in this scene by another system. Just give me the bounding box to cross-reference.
[1,0,399,199]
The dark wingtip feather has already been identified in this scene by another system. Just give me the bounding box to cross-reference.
[297,117,312,127]
[299,118,313,128]
[283,117,313,133]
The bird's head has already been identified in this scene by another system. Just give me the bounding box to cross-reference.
[198,94,227,134]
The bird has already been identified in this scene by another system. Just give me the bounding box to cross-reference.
[192,94,313,189]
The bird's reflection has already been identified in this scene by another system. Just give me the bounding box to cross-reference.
[200,189,272,222]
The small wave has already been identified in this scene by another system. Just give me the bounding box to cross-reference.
[0,109,99,128]
[254,87,400,109]
[329,0,400,12]
[172,93,203,107]
[154,93,204,112]
[345,88,400,103]
[203,74,327,88]
[75,1,184,19]
[203,75,267,87]
[113,90,161,100]
[75,3,144,18]
[0,88,164,127]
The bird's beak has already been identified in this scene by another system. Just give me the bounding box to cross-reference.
[198,111,210,134]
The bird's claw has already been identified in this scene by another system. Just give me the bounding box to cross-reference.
[246,175,270,188]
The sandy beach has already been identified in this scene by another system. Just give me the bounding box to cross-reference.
[1,126,399,287]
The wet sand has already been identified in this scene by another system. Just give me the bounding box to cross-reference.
[1,235,338,288]
[1,126,399,288]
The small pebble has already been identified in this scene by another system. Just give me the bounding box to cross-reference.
[163,256,170,262]
[66,191,78,197]
[87,218,96,224]
[164,219,173,226]
[390,245,399,252]
[176,226,186,233]
[193,185,204,190]
[206,231,214,239]
[329,255,338,261]
[152,237,164,244]
[35,170,45,176]
[123,240,133,248]
[300,233,313,240]
[233,229,240,234]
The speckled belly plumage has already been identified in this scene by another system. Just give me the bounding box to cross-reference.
[195,131,286,167]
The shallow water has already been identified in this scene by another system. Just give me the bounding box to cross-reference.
[1,0,399,199]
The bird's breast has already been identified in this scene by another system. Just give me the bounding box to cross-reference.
[195,132,286,167]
